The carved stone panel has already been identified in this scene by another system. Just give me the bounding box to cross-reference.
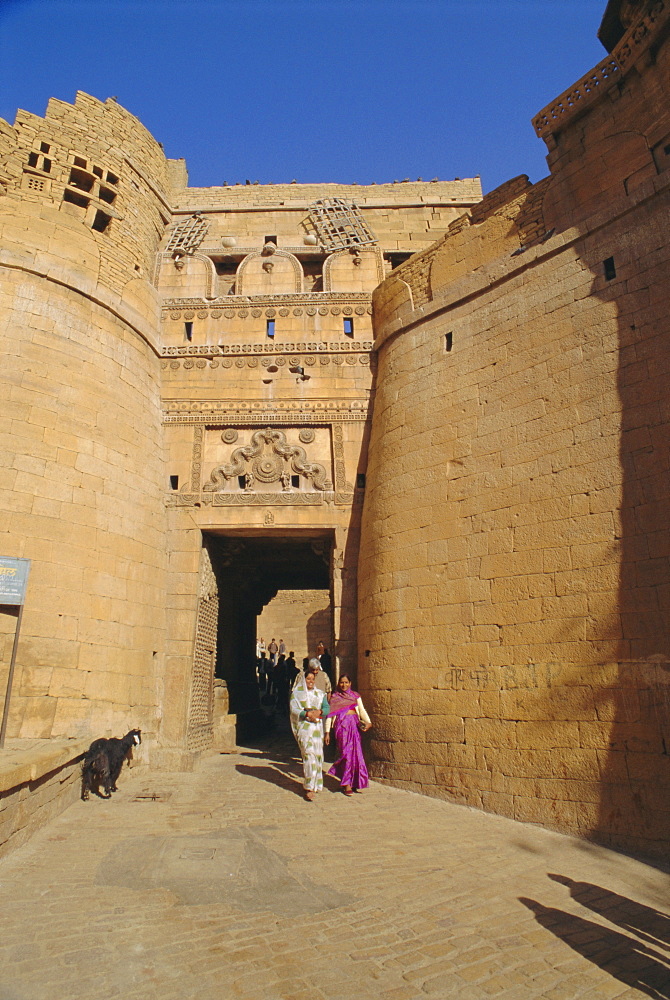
[202,426,333,496]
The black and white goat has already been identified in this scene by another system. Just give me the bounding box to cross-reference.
[81,729,141,800]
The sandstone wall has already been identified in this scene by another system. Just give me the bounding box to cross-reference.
[170,179,482,256]
[0,94,169,741]
[360,5,670,856]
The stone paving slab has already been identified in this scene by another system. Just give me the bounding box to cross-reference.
[0,731,669,1000]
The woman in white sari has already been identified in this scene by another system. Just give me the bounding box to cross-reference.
[290,662,330,801]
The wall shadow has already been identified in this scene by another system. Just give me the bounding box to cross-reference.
[588,190,670,853]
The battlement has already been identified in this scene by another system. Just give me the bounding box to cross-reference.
[533,0,669,142]
[172,178,482,212]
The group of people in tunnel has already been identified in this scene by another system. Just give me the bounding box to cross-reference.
[255,637,333,716]
[256,640,299,714]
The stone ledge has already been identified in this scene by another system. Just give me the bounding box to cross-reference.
[0,738,89,793]
[0,737,90,860]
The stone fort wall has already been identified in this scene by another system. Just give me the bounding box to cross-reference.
[359,0,670,856]
[0,93,170,740]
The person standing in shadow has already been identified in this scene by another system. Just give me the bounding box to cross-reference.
[319,646,333,683]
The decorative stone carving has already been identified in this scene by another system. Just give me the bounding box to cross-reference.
[203,426,331,493]
[162,292,371,313]
[163,399,369,423]
[191,425,203,492]
[253,453,283,483]
[299,429,315,444]
[222,429,238,444]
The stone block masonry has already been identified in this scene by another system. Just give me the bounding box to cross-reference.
[360,0,670,857]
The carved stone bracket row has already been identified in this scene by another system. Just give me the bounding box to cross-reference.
[161,354,372,371]
[166,305,373,320]
[161,341,373,355]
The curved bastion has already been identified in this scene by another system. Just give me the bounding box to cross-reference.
[0,93,170,740]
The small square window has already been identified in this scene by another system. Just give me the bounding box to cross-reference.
[73,156,87,168]
[69,167,94,192]
[169,475,179,490]
[184,322,193,342]
[63,189,89,208]
[91,209,111,233]
[40,142,50,153]
[266,320,275,338]
[343,318,354,336]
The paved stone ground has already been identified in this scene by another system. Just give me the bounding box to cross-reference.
[1,725,669,1000]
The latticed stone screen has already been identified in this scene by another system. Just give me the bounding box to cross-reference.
[187,546,219,750]
[166,214,209,255]
[306,199,377,251]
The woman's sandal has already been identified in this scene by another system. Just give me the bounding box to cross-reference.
[305,791,315,801]
[343,785,353,796]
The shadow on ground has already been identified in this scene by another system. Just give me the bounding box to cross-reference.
[520,875,670,999]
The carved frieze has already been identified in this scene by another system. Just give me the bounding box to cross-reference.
[162,399,370,423]
[161,353,372,372]
[166,491,327,507]
[161,293,372,321]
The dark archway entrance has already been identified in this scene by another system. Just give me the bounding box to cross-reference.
[204,531,332,741]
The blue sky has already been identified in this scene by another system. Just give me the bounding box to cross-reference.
[0,0,608,193]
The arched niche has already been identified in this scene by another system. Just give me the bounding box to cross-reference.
[154,251,217,299]
[236,248,303,295]
[323,247,384,293]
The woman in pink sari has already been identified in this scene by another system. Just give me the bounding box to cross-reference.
[324,675,372,795]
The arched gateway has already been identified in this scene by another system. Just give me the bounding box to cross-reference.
[155,175,482,755]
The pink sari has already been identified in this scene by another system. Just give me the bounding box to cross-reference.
[327,689,369,791]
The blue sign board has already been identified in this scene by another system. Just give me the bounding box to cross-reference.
[0,557,31,606]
